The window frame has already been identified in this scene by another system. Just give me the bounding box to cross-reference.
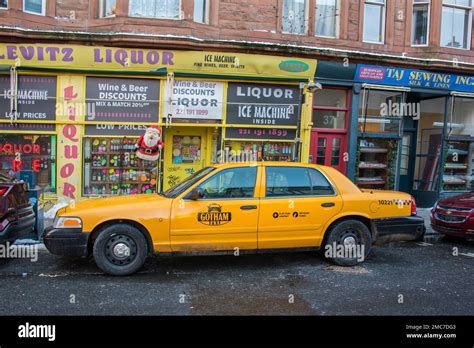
[281,0,310,35]
[362,0,386,44]
[264,166,337,198]
[99,0,116,18]
[314,0,340,39]
[128,0,182,20]
[0,0,8,10]
[23,0,46,16]
[193,0,209,24]
[189,166,259,201]
[411,0,431,47]
[0,133,57,194]
[440,0,473,50]
[312,87,351,132]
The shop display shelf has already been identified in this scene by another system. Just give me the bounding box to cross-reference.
[444,164,467,169]
[447,149,468,155]
[359,147,388,154]
[358,163,388,169]
[442,181,467,185]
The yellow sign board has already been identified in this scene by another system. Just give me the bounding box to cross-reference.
[0,43,316,79]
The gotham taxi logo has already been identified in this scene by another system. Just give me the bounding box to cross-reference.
[198,204,232,226]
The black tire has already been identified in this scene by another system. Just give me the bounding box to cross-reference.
[324,219,372,266]
[442,234,465,243]
[92,224,148,276]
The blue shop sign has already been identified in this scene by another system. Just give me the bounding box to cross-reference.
[355,65,474,93]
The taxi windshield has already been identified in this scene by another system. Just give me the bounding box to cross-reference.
[161,167,216,198]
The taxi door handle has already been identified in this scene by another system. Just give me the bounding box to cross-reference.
[240,205,258,210]
[321,202,335,207]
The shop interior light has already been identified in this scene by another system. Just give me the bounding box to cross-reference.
[432,122,464,128]
[358,117,391,124]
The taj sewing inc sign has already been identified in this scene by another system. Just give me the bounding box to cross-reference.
[356,65,474,93]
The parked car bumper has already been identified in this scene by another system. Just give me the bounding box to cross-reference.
[430,209,474,238]
[0,214,36,243]
[43,227,90,257]
[372,215,425,245]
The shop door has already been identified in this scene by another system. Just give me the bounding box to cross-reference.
[310,132,346,173]
[399,131,415,193]
[163,127,208,191]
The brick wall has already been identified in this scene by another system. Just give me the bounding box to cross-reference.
[0,0,473,72]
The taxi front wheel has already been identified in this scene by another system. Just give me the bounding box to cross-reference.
[92,224,148,276]
[323,219,372,267]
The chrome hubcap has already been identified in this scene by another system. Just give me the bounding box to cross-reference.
[113,243,130,258]
[343,236,356,246]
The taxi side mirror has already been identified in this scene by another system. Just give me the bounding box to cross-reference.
[188,188,204,200]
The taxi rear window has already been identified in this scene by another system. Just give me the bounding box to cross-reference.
[266,167,334,197]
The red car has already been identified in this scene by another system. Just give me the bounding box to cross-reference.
[431,192,474,240]
[0,174,36,244]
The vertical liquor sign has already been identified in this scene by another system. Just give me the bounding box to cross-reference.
[57,76,85,200]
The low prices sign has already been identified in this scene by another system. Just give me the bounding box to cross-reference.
[86,77,159,123]
[0,75,57,121]
[226,83,300,126]
[163,80,224,120]
[225,127,296,140]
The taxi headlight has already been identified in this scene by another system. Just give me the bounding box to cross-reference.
[53,217,82,229]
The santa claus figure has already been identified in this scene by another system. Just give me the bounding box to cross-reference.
[135,125,164,161]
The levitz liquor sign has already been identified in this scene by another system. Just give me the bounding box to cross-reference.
[0,44,317,79]
[198,204,232,226]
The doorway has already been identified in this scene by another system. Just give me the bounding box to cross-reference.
[162,127,209,191]
[310,132,346,173]
[310,87,350,174]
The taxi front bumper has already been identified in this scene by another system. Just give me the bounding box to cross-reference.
[43,227,90,257]
[371,215,425,245]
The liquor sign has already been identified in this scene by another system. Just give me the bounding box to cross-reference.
[0,44,317,79]
[225,127,297,140]
[85,77,159,123]
[0,75,57,121]
[163,80,224,120]
[226,83,300,126]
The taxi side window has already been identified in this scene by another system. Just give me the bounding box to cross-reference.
[308,168,335,195]
[266,167,312,197]
[266,167,334,197]
[197,167,257,199]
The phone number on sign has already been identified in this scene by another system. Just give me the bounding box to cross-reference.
[175,108,209,116]
[238,129,288,137]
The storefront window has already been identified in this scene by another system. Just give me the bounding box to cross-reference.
[172,136,201,164]
[0,134,56,193]
[441,97,474,192]
[358,89,403,134]
[356,137,399,190]
[226,141,295,162]
[413,98,446,198]
[83,137,157,196]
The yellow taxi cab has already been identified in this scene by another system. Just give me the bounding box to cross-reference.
[44,162,425,275]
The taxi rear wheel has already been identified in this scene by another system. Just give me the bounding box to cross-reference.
[324,219,371,267]
[92,224,148,276]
